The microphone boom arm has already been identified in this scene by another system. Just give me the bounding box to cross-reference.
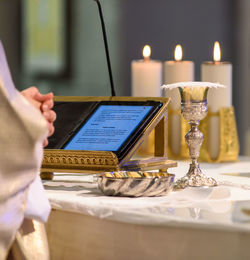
[94,0,116,96]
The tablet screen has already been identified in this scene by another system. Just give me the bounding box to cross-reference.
[64,105,154,151]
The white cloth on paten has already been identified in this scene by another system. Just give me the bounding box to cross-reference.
[0,41,50,260]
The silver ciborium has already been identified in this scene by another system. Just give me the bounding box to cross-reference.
[162,82,225,189]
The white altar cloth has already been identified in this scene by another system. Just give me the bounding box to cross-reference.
[44,157,250,260]
[44,157,250,231]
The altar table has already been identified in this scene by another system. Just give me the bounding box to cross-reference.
[44,157,250,260]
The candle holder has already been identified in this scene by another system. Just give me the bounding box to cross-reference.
[167,105,239,163]
[163,82,225,189]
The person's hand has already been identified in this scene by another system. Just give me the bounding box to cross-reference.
[21,87,56,147]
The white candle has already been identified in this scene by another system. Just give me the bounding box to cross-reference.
[131,45,162,97]
[201,41,232,159]
[164,45,195,155]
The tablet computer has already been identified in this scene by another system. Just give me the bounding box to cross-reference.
[58,100,162,160]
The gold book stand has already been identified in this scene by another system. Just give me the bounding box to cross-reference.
[41,96,177,179]
[168,106,239,162]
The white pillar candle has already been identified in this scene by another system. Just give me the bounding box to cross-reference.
[131,45,162,97]
[201,41,232,159]
[164,45,195,155]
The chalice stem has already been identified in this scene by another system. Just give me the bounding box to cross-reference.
[186,120,203,168]
[185,120,206,181]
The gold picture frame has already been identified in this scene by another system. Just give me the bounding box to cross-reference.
[22,0,68,76]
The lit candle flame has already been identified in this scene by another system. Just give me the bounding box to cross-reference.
[213,41,221,62]
[174,44,182,61]
[143,45,151,60]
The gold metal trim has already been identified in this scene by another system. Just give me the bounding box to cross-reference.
[42,150,119,173]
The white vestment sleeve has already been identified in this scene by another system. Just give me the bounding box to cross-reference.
[25,175,51,223]
[0,41,49,260]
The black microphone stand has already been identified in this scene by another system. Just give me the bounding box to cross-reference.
[94,0,116,97]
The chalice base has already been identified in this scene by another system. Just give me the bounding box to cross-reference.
[174,163,217,189]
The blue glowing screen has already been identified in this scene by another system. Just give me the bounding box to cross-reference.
[64,105,153,151]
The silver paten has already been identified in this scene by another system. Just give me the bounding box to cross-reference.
[98,172,175,197]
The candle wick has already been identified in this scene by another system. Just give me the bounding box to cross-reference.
[144,57,150,62]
